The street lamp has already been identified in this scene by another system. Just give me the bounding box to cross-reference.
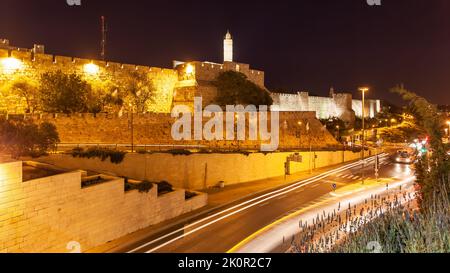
[129,103,134,153]
[358,87,369,184]
[297,121,303,149]
[447,121,450,141]
[0,57,23,74]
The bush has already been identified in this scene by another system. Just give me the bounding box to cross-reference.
[214,71,273,107]
[125,180,154,193]
[0,118,60,158]
[157,181,173,195]
[71,147,126,164]
[82,176,107,188]
[167,149,192,156]
[185,191,198,200]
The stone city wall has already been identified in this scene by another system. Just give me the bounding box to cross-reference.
[0,48,179,114]
[0,161,207,253]
[8,111,339,149]
[271,92,381,122]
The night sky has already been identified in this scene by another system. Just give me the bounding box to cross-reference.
[1,0,449,105]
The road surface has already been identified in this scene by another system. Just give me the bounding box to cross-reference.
[115,153,414,253]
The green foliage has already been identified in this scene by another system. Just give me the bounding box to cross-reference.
[157,181,174,195]
[39,70,91,114]
[332,189,450,253]
[391,86,450,209]
[125,180,154,193]
[71,147,126,164]
[118,70,156,113]
[10,77,39,113]
[82,176,108,188]
[0,118,60,158]
[214,71,273,107]
[380,122,424,143]
[167,149,193,156]
[185,191,198,200]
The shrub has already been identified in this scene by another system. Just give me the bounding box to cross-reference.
[185,191,198,200]
[82,176,107,188]
[125,180,154,193]
[167,149,192,156]
[157,181,173,195]
[71,147,126,164]
[0,118,60,158]
[214,71,273,107]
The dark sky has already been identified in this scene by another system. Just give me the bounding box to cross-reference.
[1,0,449,105]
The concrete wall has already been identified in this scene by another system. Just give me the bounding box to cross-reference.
[37,149,373,190]
[0,161,207,253]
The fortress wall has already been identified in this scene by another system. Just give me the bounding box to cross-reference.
[0,48,178,114]
[7,111,338,149]
[0,161,207,253]
[177,61,265,87]
[352,99,381,118]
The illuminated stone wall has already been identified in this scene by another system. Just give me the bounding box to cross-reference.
[173,61,265,108]
[15,111,339,150]
[271,92,381,125]
[0,161,207,253]
[0,44,265,115]
[0,48,178,114]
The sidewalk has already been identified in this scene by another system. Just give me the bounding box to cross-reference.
[86,158,364,253]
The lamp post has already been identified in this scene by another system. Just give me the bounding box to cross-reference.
[129,103,134,153]
[447,121,450,141]
[359,87,369,184]
[297,121,303,150]
[306,121,312,174]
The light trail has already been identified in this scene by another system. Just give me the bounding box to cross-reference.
[128,154,387,253]
[229,176,415,253]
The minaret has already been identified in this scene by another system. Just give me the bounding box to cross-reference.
[224,30,233,63]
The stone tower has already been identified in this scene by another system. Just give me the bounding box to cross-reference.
[224,30,233,62]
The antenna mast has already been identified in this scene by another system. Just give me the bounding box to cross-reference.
[101,16,107,60]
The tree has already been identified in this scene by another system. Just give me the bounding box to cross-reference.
[0,118,60,158]
[391,85,450,209]
[10,76,39,113]
[39,70,91,114]
[214,71,273,107]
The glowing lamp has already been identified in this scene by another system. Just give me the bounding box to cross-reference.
[185,64,194,75]
[0,57,23,73]
[84,63,100,75]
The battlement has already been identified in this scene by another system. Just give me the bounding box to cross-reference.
[175,60,265,87]
[0,47,178,76]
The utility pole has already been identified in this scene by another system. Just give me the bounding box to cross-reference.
[359,87,369,184]
[307,121,312,174]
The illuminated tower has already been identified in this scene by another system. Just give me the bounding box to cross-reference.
[224,30,233,62]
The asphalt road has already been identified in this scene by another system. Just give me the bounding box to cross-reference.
[118,153,413,253]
